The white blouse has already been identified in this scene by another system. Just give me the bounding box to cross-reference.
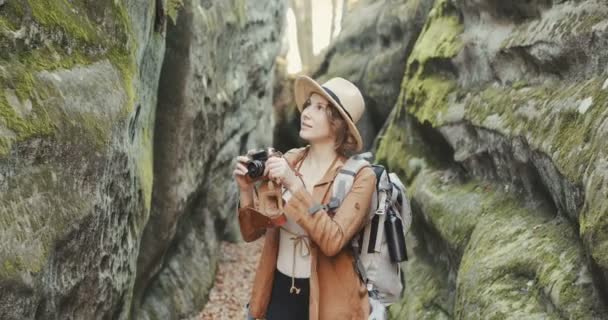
[276,186,311,278]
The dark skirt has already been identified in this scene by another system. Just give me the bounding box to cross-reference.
[265,269,310,320]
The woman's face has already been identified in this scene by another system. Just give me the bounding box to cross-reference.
[299,93,335,145]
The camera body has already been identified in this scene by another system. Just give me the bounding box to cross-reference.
[246,148,282,179]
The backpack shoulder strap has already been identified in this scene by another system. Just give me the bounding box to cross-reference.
[329,152,373,210]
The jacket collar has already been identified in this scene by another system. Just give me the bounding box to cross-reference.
[286,145,346,187]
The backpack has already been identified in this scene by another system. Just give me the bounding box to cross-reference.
[327,152,412,316]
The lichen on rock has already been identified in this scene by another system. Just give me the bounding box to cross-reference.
[378,0,608,318]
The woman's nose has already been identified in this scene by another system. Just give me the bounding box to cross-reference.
[301,108,311,119]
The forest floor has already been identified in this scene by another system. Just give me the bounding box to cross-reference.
[197,238,264,320]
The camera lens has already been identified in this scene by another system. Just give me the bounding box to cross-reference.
[247,160,265,178]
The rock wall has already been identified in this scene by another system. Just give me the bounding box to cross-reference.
[373,0,608,318]
[132,1,285,319]
[0,0,285,319]
[0,1,162,319]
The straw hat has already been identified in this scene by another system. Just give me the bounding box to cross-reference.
[294,75,365,152]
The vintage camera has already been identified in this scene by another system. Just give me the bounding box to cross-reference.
[246,148,282,179]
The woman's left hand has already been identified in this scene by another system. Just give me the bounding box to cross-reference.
[263,156,303,192]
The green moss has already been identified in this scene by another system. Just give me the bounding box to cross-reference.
[375,116,415,178]
[580,169,608,269]
[20,48,90,73]
[0,86,55,149]
[389,0,463,129]
[198,5,219,34]
[383,0,608,315]
[0,252,47,278]
[0,67,123,159]
[406,168,602,318]
[28,0,101,43]
[0,47,104,158]
[9,47,91,100]
[389,256,451,320]
[111,0,137,116]
[375,117,424,183]
[6,0,134,98]
[26,0,100,43]
[167,0,184,25]
[0,0,137,157]
[1,259,19,278]
[407,0,463,65]
[0,17,12,32]
[0,165,91,278]
[375,109,453,184]
[512,80,528,90]
[400,165,592,316]
[396,0,604,186]
[0,0,139,281]
[461,78,607,182]
[400,71,608,300]
[395,75,604,198]
[406,75,456,125]
[77,112,112,149]
[411,172,486,252]
[0,135,10,155]
[234,0,248,28]
[572,12,605,34]
[501,8,605,49]
[138,117,154,211]
[108,46,137,116]
[0,1,26,30]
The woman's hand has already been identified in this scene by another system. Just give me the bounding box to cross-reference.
[264,156,304,192]
[233,155,255,191]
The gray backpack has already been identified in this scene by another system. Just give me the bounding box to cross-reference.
[328,152,412,317]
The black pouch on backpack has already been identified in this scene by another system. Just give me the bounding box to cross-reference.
[385,209,408,262]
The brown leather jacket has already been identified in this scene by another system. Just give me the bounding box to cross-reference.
[237,146,376,320]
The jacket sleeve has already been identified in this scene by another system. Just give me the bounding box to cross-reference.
[283,166,376,257]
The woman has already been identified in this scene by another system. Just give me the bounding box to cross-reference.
[233,75,376,320]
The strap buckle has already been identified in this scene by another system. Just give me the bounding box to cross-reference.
[326,197,341,212]
[308,197,342,215]
[307,203,327,215]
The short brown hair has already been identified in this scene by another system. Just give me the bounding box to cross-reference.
[302,97,358,157]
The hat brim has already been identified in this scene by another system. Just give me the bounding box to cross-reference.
[294,76,363,152]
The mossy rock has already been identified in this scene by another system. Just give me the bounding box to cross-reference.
[398,0,463,125]
[0,165,92,278]
[0,0,136,157]
[403,169,607,319]
[0,0,138,300]
[388,255,451,320]
[377,0,608,303]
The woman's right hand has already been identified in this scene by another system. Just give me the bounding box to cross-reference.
[233,155,254,190]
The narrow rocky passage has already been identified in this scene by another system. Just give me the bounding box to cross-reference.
[198,239,264,320]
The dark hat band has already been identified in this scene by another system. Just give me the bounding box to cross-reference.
[322,86,353,122]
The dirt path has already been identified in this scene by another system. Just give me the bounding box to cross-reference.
[198,238,264,320]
